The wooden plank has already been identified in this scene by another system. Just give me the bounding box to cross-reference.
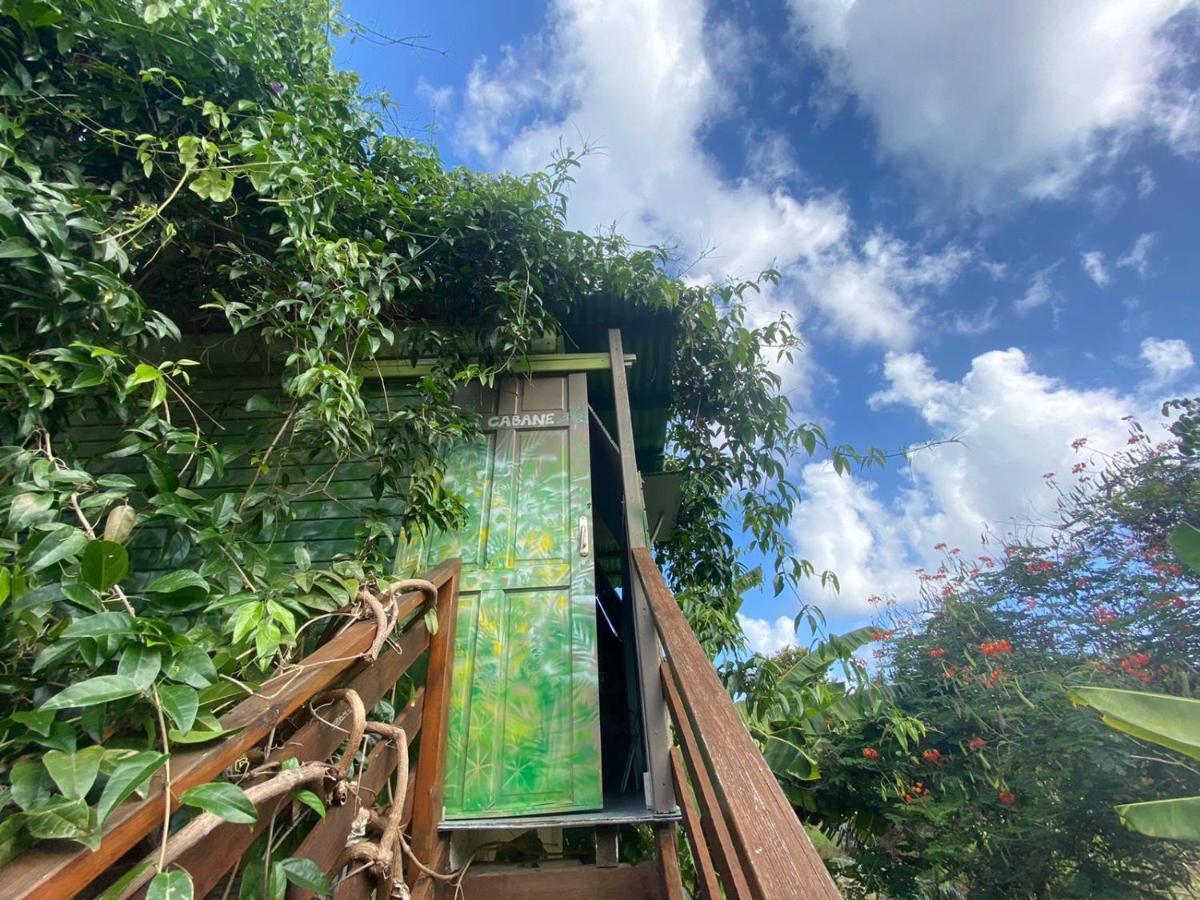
[596,827,620,868]
[608,329,674,816]
[460,862,662,900]
[635,549,840,900]
[655,824,686,900]
[166,684,422,898]
[669,747,721,900]
[661,673,749,900]
[287,692,425,900]
[407,569,460,890]
[0,561,460,900]
[359,352,635,379]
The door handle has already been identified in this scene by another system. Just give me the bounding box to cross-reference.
[578,516,590,557]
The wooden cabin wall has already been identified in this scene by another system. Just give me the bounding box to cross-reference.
[60,367,415,586]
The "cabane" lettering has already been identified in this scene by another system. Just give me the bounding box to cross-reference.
[485,413,561,429]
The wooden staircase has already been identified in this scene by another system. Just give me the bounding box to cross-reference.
[0,550,840,899]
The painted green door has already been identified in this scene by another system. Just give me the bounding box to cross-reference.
[396,374,602,819]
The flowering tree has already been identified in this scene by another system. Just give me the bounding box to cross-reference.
[793,411,1200,898]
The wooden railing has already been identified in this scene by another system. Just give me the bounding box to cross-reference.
[0,558,461,900]
[632,548,841,900]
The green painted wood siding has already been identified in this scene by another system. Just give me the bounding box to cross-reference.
[63,371,413,584]
[396,375,603,819]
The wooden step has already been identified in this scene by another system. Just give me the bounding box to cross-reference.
[459,861,663,899]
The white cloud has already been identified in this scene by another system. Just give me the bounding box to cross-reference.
[447,0,972,376]
[737,614,800,656]
[1013,265,1059,315]
[793,349,1159,613]
[788,0,1200,205]
[1141,337,1195,385]
[1080,251,1110,287]
[1117,232,1157,277]
[1136,166,1158,198]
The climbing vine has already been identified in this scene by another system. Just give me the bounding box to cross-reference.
[0,0,856,885]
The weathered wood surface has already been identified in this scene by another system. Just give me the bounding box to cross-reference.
[0,560,460,900]
[608,328,674,816]
[407,570,459,897]
[634,548,841,899]
[661,668,751,900]
[669,747,721,900]
[655,824,686,900]
[461,862,663,900]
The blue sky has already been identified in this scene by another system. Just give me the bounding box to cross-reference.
[338,0,1200,651]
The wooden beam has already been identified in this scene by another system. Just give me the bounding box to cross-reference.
[358,352,635,380]
[669,747,722,900]
[460,863,662,899]
[655,824,686,900]
[407,568,461,891]
[661,670,751,900]
[596,826,620,868]
[0,561,462,900]
[635,549,841,899]
[609,329,674,815]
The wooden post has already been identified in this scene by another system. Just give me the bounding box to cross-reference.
[408,566,461,897]
[655,824,686,900]
[608,328,675,816]
[596,826,620,868]
[669,747,722,900]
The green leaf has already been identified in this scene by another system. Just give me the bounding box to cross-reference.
[126,363,161,388]
[63,611,137,640]
[10,758,53,810]
[29,526,88,572]
[279,857,331,894]
[1115,796,1200,842]
[95,860,155,900]
[43,746,105,800]
[147,869,194,900]
[41,675,144,711]
[0,237,38,259]
[0,814,31,868]
[118,645,162,691]
[164,646,217,688]
[8,492,52,530]
[158,684,199,734]
[1069,687,1200,761]
[189,168,235,203]
[146,571,210,608]
[96,751,167,826]
[292,789,325,819]
[141,2,171,26]
[24,797,91,840]
[180,781,257,825]
[1168,523,1200,576]
[81,540,130,591]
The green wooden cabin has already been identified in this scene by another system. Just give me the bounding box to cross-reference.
[83,306,682,834]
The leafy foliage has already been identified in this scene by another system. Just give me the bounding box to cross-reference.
[0,0,840,870]
[797,415,1200,898]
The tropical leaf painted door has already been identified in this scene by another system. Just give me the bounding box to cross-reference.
[396,374,602,818]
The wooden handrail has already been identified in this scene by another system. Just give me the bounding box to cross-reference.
[632,548,841,900]
[0,558,461,900]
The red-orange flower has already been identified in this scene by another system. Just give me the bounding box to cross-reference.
[862,747,880,760]
[967,737,987,751]
[980,639,1013,657]
[922,749,942,764]
[999,791,1017,807]
[929,647,946,659]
